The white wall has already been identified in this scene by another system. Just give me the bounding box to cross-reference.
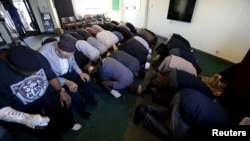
[0,24,12,44]
[29,0,60,32]
[102,0,123,22]
[146,0,250,63]
[122,0,148,28]
[0,4,12,44]
[47,0,60,28]
[101,0,148,28]
[29,0,250,63]
[28,0,44,32]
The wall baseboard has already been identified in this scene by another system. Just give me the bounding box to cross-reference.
[193,48,235,65]
[154,34,235,65]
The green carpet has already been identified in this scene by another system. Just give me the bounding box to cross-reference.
[193,49,234,76]
[62,84,140,141]
[6,35,235,141]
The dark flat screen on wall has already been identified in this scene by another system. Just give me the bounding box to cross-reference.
[167,0,196,22]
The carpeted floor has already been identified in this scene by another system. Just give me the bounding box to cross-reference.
[3,34,234,141]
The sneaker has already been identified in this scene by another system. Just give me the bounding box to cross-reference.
[71,123,82,131]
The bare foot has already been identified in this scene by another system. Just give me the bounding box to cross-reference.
[136,84,143,95]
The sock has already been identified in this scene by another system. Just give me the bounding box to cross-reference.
[148,49,152,54]
[113,44,118,50]
[88,65,94,73]
[152,54,160,61]
[110,89,122,98]
[144,62,150,70]
[147,54,152,61]
[71,123,82,131]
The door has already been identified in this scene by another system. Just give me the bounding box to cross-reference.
[22,0,40,34]
[123,0,148,28]
[14,0,40,35]
[2,0,40,36]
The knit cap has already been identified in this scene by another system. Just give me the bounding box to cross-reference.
[41,37,58,45]
[7,45,41,71]
[58,39,75,53]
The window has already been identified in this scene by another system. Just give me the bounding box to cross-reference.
[72,0,108,16]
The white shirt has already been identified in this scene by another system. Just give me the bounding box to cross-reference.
[59,58,69,75]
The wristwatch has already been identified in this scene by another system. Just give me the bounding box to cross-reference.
[57,88,65,93]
